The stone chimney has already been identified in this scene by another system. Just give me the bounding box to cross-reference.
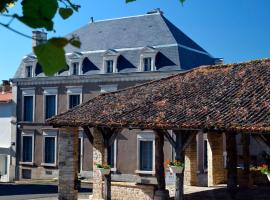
[32,31,47,47]
[1,80,11,94]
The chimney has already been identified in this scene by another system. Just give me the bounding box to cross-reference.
[32,31,47,47]
[90,17,94,23]
[1,80,11,94]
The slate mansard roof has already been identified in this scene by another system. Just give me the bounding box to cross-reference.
[48,59,270,133]
[13,10,219,79]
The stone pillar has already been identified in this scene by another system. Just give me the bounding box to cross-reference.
[184,136,198,186]
[58,127,79,200]
[207,133,226,186]
[92,128,105,200]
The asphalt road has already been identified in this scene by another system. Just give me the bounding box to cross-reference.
[0,182,91,200]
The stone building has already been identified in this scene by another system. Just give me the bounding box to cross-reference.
[11,9,221,181]
[0,81,16,182]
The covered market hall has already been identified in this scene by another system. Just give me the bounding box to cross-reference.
[48,59,270,200]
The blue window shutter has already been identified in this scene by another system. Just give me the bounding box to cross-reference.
[24,96,33,121]
[140,141,153,171]
[45,95,56,119]
[23,136,33,162]
[44,137,55,164]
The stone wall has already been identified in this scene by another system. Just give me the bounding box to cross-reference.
[58,127,78,200]
[184,136,198,186]
[106,182,155,200]
[207,133,226,186]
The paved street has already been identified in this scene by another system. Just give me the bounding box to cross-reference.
[0,182,91,200]
[1,182,270,200]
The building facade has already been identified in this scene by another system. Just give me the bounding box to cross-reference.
[0,81,16,182]
[11,9,222,181]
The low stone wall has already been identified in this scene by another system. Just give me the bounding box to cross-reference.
[89,182,156,200]
[110,182,156,200]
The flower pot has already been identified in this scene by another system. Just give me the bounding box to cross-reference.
[98,168,111,175]
[169,166,184,174]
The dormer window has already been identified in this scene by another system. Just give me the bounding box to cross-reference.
[72,62,79,75]
[106,60,114,73]
[143,57,152,71]
[140,46,158,72]
[103,49,120,74]
[26,65,33,77]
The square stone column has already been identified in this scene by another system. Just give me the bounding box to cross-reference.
[92,128,106,200]
[58,127,79,200]
[184,136,198,186]
[207,133,226,186]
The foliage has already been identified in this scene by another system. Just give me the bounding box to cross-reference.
[96,163,111,169]
[258,163,270,175]
[165,159,184,168]
[0,0,184,76]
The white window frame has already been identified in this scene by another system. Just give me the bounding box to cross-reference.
[21,88,35,122]
[20,131,35,165]
[103,58,118,73]
[66,86,82,110]
[78,131,84,173]
[43,87,58,121]
[203,135,208,172]
[41,130,58,167]
[140,47,158,72]
[99,84,118,93]
[70,62,80,75]
[25,65,34,78]
[108,139,117,172]
[136,131,155,174]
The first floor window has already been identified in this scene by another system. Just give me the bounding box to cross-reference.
[139,140,153,171]
[23,96,33,121]
[44,137,56,164]
[143,57,152,71]
[45,95,56,119]
[69,94,80,109]
[22,135,33,162]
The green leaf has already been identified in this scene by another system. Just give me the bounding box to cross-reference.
[179,0,186,5]
[50,37,69,48]
[126,0,136,3]
[59,7,73,20]
[69,37,81,48]
[17,0,58,31]
[34,39,67,76]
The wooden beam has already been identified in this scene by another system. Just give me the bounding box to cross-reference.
[226,132,238,198]
[181,133,196,152]
[83,126,93,144]
[163,130,176,148]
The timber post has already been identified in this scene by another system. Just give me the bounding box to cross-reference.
[242,133,251,187]
[174,131,185,200]
[153,130,169,200]
[226,132,238,199]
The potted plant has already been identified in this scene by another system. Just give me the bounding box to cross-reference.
[258,163,270,181]
[96,163,111,175]
[165,160,184,174]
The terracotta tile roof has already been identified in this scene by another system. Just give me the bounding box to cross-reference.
[0,92,12,103]
[47,59,270,133]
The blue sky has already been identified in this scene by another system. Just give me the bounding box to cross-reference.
[0,0,269,81]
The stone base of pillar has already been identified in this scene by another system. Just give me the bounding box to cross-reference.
[154,189,170,200]
[89,194,103,200]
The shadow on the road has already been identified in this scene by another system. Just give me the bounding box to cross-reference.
[182,185,270,200]
[0,183,91,196]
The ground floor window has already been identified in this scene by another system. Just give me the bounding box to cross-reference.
[108,140,117,170]
[137,132,155,172]
[42,131,57,166]
[22,134,34,163]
